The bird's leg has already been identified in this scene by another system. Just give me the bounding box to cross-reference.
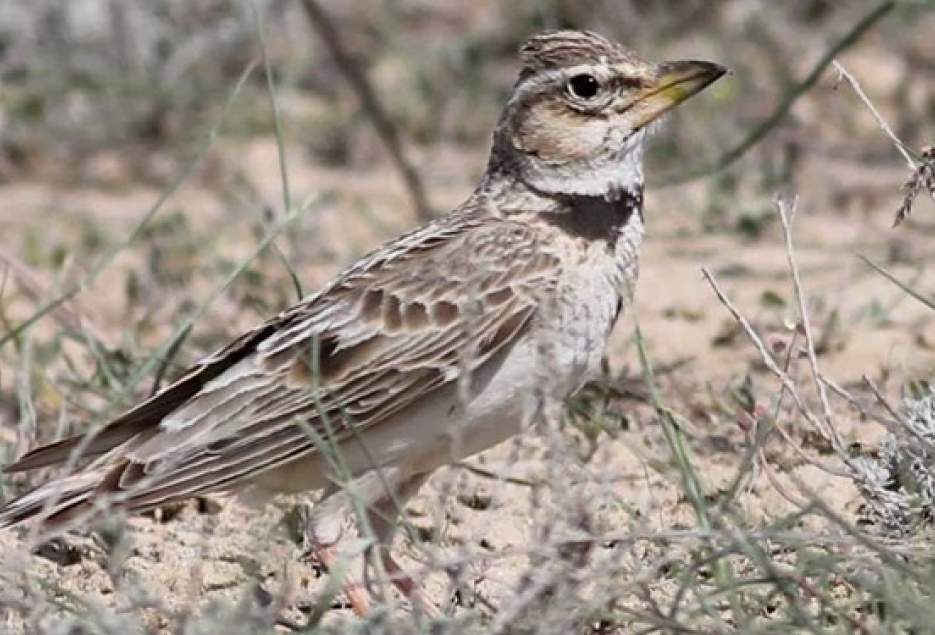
[307,540,371,616]
[360,472,441,617]
[305,469,438,616]
[305,483,371,616]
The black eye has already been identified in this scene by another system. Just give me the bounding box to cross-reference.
[566,73,600,99]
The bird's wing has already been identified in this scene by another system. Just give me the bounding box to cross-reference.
[4,209,560,519]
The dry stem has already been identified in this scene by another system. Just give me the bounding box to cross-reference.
[299,0,433,223]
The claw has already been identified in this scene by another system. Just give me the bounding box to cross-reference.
[312,543,372,616]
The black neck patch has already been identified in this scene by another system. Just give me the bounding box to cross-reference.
[543,185,644,243]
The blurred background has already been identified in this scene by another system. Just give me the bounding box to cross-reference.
[2,2,932,184]
[1,1,935,631]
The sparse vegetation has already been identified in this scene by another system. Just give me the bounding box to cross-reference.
[2,1,935,633]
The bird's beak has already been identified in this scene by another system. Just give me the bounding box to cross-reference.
[628,60,728,129]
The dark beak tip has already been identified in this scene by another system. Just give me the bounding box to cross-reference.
[711,62,731,79]
[696,61,729,81]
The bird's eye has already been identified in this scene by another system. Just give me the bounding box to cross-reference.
[566,73,601,100]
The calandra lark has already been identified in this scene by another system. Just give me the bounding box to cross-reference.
[1,30,724,612]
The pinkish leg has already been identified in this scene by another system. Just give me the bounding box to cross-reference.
[362,472,441,617]
[306,469,438,616]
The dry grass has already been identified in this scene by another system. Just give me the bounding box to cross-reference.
[2,1,935,633]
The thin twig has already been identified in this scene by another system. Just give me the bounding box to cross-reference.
[860,255,935,311]
[249,1,303,301]
[656,0,896,186]
[455,461,536,488]
[250,0,292,212]
[832,59,917,170]
[0,249,110,347]
[149,323,192,397]
[700,267,851,478]
[299,0,433,222]
[758,447,811,509]
[861,375,903,425]
[822,374,900,432]
[774,196,840,450]
[836,55,935,226]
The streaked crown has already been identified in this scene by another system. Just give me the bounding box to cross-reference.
[518,30,648,76]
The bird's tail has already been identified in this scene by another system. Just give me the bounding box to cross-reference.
[0,471,106,532]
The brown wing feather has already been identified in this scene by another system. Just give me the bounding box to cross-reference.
[4,321,284,472]
[1,210,558,527]
[100,302,535,513]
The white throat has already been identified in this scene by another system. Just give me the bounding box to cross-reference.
[519,128,646,199]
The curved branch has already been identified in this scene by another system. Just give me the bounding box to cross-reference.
[654,0,896,187]
[300,0,434,222]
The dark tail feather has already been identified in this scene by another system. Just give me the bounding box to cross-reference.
[5,322,278,473]
[4,382,203,473]
[0,472,103,531]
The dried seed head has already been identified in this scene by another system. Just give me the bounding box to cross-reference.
[893,145,935,227]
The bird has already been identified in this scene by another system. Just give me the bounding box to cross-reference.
[0,30,725,614]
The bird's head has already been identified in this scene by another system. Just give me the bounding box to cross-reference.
[489,30,726,199]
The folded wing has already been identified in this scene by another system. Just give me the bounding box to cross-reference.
[1,210,559,528]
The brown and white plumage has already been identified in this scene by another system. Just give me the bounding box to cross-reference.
[1,209,554,524]
[0,30,725,613]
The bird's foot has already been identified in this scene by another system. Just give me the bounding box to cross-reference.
[365,547,441,619]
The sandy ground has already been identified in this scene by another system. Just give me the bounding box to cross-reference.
[0,128,933,631]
